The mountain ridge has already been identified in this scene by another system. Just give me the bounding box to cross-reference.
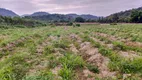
[0,8,19,17]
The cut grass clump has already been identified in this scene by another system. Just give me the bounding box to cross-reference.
[82,35,94,43]
[113,41,127,51]
[23,71,55,80]
[44,45,55,54]
[48,55,59,69]
[99,47,112,56]
[113,41,142,52]
[86,64,99,73]
[119,58,142,73]
[81,35,101,48]
[1,42,7,47]
[109,58,142,74]
[59,53,85,69]
[33,33,42,38]
[59,66,74,80]
[53,40,70,49]
[16,41,25,47]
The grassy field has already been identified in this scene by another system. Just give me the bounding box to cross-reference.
[0,23,142,80]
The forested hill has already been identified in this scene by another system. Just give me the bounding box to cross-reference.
[0,8,19,17]
[24,12,98,22]
[31,12,50,16]
[106,7,142,22]
[0,15,46,28]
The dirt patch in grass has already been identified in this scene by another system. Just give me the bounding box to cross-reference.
[119,51,141,60]
[0,36,32,52]
[79,42,116,78]
[76,68,95,80]
[92,35,141,58]
[95,32,142,49]
[69,34,82,43]
[69,44,79,54]
[126,42,142,48]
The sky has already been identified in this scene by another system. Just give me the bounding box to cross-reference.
[0,0,142,16]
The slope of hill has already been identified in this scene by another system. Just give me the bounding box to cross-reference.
[66,14,98,20]
[25,12,98,22]
[0,8,19,17]
[66,14,79,18]
[106,7,142,22]
[25,14,72,22]
[0,15,46,28]
[31,12,50,16]
[80,14,98,20]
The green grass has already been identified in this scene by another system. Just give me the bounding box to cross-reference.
[59,53,85,70]
[1,24,142,79]
[23,71,55,80]
[86,64,99,73]
[59,66,74,80]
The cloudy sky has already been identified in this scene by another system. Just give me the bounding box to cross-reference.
[0,0,142,16]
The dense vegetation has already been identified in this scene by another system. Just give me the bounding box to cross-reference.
[25,14,72,22]
[102,7,142,23]
[0,15,46,28]
[24,13,98,23]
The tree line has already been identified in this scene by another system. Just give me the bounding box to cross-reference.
[74,10,142,23]
[0,16,46,28]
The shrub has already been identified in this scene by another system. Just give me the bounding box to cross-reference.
[67,22,73,26]
[76,24,81,27]
[110,23,117,25]
[0,25,9,29]
[75,17,85,23]
[15,25,26,28]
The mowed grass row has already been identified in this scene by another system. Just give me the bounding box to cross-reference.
[81,34,141,79]
[0,27,51,47]
[88,24,142,43]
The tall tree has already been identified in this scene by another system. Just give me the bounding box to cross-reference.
[131,10,142,23]
[75,17,85,22]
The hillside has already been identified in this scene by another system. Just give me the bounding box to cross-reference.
[31,12,50,16]
[25,14,71,22]
[0,15,46,28]
[106,7,142,22]
[66,14,98,20]
[0,8,19,17]
[24,12,98,22]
